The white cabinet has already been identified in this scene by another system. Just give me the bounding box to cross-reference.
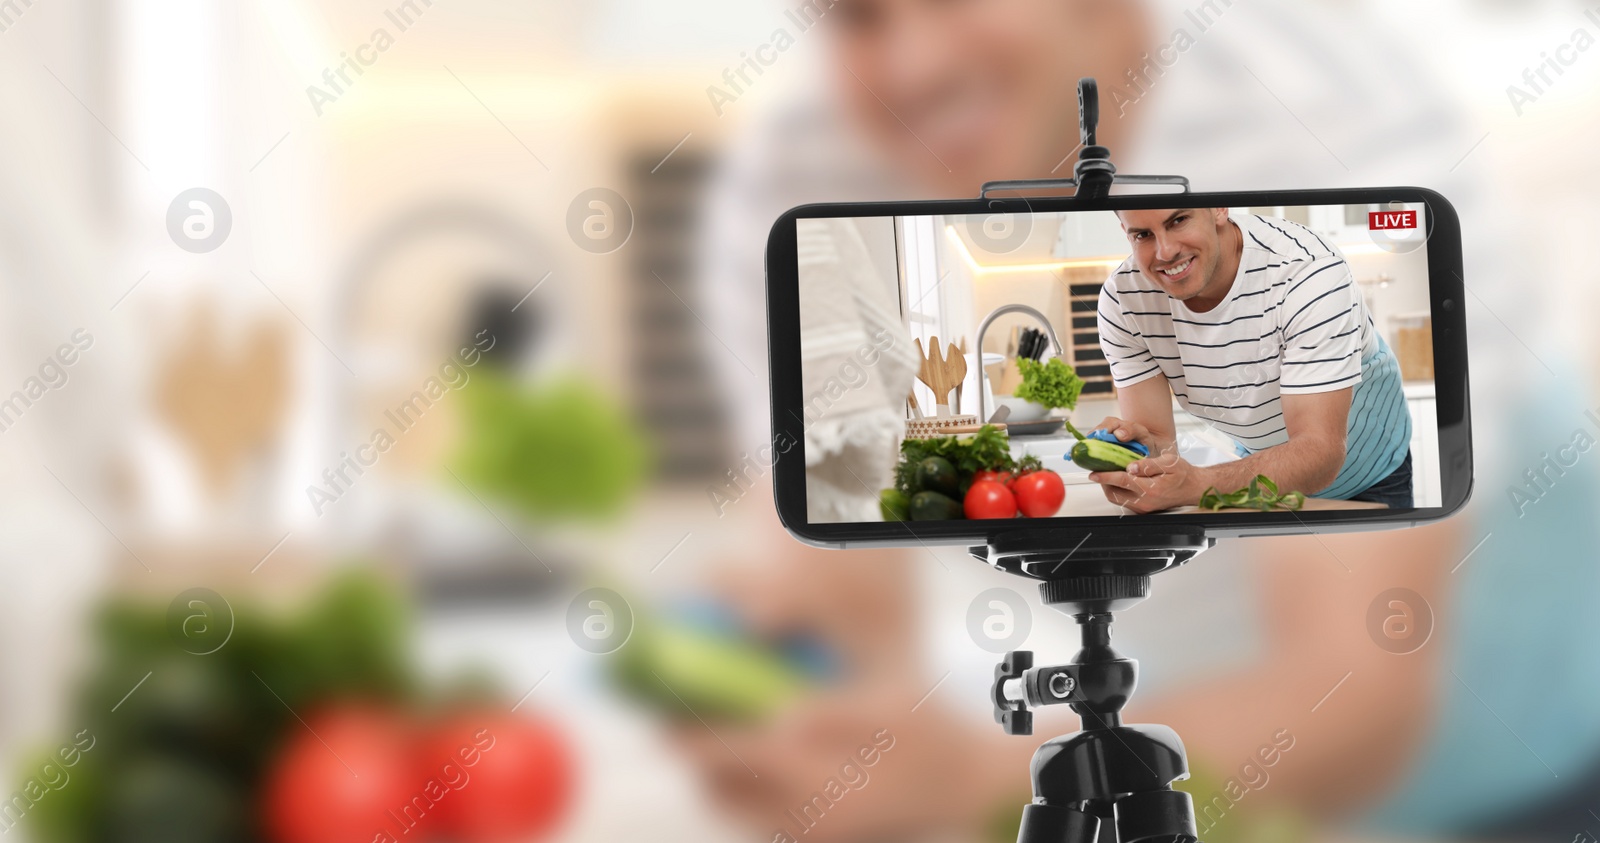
[1052,211,1131,260]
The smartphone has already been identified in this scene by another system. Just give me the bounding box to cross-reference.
[764,187,1471,548]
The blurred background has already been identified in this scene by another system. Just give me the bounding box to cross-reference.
[0,0,1598,841]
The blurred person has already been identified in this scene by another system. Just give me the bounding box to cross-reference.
[794,218,920,523]
[695,1,1600,841]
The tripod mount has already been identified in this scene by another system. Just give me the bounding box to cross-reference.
[968,78,1210,843]
[973,529,1213,843]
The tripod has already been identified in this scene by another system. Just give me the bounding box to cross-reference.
[975,529,1214,843]
[964,76,1210,842]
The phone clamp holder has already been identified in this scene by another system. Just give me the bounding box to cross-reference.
[979,78,1191,201]
[966,76,1214,843]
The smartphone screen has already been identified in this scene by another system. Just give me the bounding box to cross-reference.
[770,193,1469,539]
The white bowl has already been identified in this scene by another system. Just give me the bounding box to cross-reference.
[995,396,1052,423]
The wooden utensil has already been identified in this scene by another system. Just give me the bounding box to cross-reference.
[949,342,968,415]
[913,336,966,415]
[913,337,945,413]
[154,300,291,496]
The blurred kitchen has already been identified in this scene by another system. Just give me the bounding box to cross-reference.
[0,0,1598,842]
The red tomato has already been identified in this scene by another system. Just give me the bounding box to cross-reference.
[973,469,1014,487]
[1012,470,1066,518]
[964,480,1018,519]
[424,709,575,843]
[262,705,422,843]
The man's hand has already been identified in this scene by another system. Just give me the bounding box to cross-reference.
[1090,415,1176,457]
[1089,450,1210,513]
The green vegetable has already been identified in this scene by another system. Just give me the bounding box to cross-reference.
[1015,358,1086,411]
[613,619,808,722]
[453,370,650,522]
[1198,475,1307,511]
[880,489,910,521]
[1071,438,1145,472]
[894,425,1015,496]
[916,456,960,497]
[25,570,423,843]
[909,490,964,521]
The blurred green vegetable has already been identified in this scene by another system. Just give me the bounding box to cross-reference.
[909,490,964,521]
[452,370,650,521]
[879,488,910,521]
[613,617,809,722]
[23,570,420,843]
[1174,762,1312,843]
[915,456,960,497]
[1014,357,1086,411]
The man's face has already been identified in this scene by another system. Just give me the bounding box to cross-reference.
[824,0,1146,194]
[1117,208,1233,304]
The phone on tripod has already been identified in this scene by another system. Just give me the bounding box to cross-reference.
[763,186,1471,550]
[759,77,1474,843]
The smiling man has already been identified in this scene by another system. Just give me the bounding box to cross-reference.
[1090,207,1413,512]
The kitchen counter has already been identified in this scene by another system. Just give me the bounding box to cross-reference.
[1001,424,1386,516]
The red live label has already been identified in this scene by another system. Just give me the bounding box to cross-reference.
[1369,210,1417,230]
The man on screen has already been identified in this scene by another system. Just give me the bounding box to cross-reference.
[1089,207,1413,511]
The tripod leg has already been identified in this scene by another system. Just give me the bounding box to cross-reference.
[1017,801,1099,843]
[1113,788,1197,843]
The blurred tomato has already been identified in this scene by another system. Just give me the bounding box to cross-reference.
[423,710,574,843]
[262,705,421,843]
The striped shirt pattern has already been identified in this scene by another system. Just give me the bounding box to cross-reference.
[1097,213,1411,499]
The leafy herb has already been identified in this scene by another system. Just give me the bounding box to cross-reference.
[1198,474,1307,512]
[894,424,1016,495]
[453,370,650,520]
[1015,357,1086,411]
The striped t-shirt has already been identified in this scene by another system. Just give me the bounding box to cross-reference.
[1097,213,1410,500]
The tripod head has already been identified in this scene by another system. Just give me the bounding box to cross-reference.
[971,528,1213,736]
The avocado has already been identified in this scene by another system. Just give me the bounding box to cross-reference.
[909,490,964,521]
[915,456,960,497]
